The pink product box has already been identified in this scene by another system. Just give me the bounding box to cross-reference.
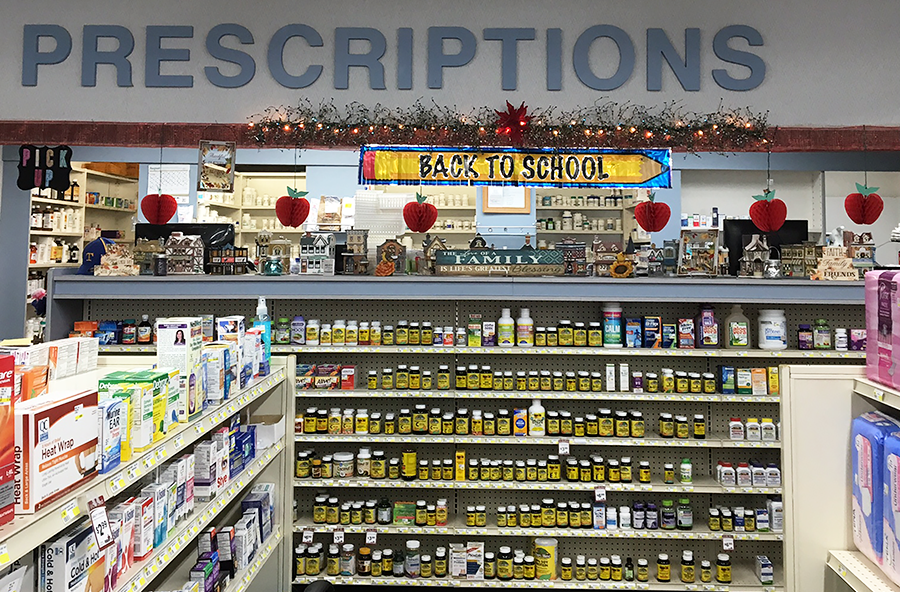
[866,271,900,389]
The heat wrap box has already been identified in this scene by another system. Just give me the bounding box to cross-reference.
[852,411,900,564]
[15,389,98,514]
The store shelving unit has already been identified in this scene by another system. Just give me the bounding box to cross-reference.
[827,550,899,592]
[534,188,648,250]
[40,273,867,592]
[0,354,293,592]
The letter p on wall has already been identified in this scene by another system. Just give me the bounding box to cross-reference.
[22,24,72,86]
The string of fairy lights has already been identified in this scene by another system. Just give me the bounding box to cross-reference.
[248,99,769,151]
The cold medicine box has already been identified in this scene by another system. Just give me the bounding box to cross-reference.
[851,411,900,564]
[15,389,98,513]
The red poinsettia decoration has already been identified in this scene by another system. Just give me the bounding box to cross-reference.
[845,183,884,225]
[141,193,178,225]
[275,186,311,228]
[634,192,671,233]
[749,189,787,233]
[495,101,532,145]
[403,192,438,233]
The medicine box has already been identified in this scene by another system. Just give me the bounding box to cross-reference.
[141,482,169,548]
[38,522,105,592]
[156,317,203,419]
[241,492,272,541]
[47,339,79,380]
[73,337,99,375]
[625,318,642,348]
[0,357,14,526]
[16,365,48,401]
[108,499,136,576]
[513,409,527,436]
[202,346,227,404]
[134,496,155,560]
[14,389,98,513]
[661,324,677,349]
[851,411,900,564]
[182,454,195,516]
[97,398,122,474]
[643,317,661,348]
[755,556,773,585]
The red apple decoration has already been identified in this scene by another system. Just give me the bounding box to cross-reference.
[141,193,178,225]
[749,189,787,233]
[275,186,311,227]
[403,192,438,233]
[634,192,671,233]
[845,182,884,225]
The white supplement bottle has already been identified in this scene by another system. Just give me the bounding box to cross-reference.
[529,399,546,436]
[758,309,787,350]
[498,308,515,348]
[729,417,745,440]
[517,308,535,347]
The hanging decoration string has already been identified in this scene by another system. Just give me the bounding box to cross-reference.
[863,125,868,188]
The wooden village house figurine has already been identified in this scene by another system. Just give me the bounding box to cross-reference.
[591,237,622,276]
[254,230,272,264]
[134,237,164,275]
[645,244,665,277]
[375,238,406,276]
[422,234,448,274]
[268,237,293,274]
[299,233,336,275]
[662,240,678,276]
[342,229,369,275]
[740,234,770,277]
[556,237,587,276]
[208,245,249,275]
[469,233,488,250]
[165,232,205,274]
[845,231,875,278]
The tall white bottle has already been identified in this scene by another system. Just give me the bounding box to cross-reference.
[517,308,534,348]
[529,399,546,436]
[498,308,515,348]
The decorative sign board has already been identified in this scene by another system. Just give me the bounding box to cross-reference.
[17,145,73,191]
[434,249,565,276]
[360,145,671,188]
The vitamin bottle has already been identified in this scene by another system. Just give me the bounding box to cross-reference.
[716,554,732,583]
[517,308,534,347]
[137,315,153,343]
[603,302,624,347]
[798,324,814,350]
[729,417,745,440]
[814,318,832,349]
[529,399,546,436]
[122,319,137,344]
[498,308,515,347]
[656,554,671,582]
[680,551,695,583]
[637,559,649,582]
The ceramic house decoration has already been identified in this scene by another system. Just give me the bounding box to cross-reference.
[298,232,335,275]
[422,234,448,274]
[556,238,587,276]
[342,229,370,274]
[375,238,406,276]
[740,233,770,277]
[164,232,204,274]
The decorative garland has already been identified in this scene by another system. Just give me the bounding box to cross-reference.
[249,100,769,152]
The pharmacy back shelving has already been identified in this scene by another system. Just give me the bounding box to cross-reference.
[44,270,866,592]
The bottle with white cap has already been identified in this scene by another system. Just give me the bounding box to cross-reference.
[517,308,534,347]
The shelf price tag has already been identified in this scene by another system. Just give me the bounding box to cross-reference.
[558,440,570,455]
[302,529,314,543]
[0,544,9,566]
[366,529,378,544]
[875,389,886,401]
[722,536,734,551]
[61,499,81,523]
[594,486,606,503]
[88,497,115,550]
[333,528,344,544]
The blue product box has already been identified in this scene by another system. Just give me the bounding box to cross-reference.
[662,324,677,349]
[852,411,900,565]
[241,493,272,541]
[883,433,900,584]
[625,318,642,348]
[718,366,735,394]
[643,317,661,349]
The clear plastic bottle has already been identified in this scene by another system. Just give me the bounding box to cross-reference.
[725,304,750,349]
[529,399,546,436]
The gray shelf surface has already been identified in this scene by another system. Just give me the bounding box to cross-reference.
[50,270,863,304]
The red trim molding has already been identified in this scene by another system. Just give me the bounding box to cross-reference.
[1,121,899,152]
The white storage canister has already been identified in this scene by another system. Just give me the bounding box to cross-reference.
[333,452,355,478]
[757,309,787,350]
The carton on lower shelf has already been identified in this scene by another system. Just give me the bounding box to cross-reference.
[0,357,13,526]
[38,522,105,592]
[156,317,203,420]
[14,389,98,514]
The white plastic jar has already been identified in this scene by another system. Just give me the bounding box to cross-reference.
[333,452,355,478]
[757,309,787,350]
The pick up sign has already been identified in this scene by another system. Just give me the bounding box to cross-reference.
[17,144,73,191]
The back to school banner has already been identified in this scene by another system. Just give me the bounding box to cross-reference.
[359,145,671,188]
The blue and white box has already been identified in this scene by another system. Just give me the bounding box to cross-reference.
[852,411,900,565]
